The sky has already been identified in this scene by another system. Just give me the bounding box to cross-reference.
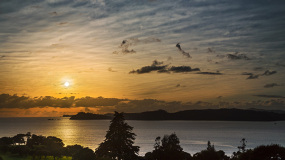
[0,0,285,117]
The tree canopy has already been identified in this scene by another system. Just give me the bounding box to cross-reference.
[95,111,140,160]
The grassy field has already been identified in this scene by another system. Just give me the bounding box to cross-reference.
[0,154,72,160]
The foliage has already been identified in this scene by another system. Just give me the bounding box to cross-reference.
[233,144,285,160]
[66,144,95,160]
[193,141,230,160]
[95,112,139,160]
[145,133,192,160]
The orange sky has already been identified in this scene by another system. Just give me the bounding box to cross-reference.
[1,0,285,117]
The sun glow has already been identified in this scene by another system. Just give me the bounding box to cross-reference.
[64,81,70,87]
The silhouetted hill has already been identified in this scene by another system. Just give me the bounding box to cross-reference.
[70,109,285,121]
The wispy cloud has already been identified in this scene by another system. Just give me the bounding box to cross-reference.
[254,95,285,99]
[226,52,250,60]
[264,83,280,88]
[113,37,161,54]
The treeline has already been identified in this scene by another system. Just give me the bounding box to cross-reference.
[1,112,285,160]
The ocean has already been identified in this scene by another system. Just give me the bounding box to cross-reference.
[0,117,284,156]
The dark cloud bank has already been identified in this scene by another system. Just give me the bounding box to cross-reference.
[1,94,285,113]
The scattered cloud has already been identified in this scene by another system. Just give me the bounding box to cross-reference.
[108,67,117,72]
[129,60,200,74]
[129,60,168,74]
[196,71,222,75]
[167,56,173,61]
[169,66,199,73]
[226,52,250,60]
[241,72,253,75]
[247,74,259,79]
[113,37,161,54]
[253,67,263,71]
[49,12,58,16]
[262,70,277,76]
[264,83,280,88]
[254,95,285,99]
[58,22,69,26]
[207,47,215,53]
[242,70,277,80]
[176,43,191,58]
[276,63,285,67]
[175,84,186,87]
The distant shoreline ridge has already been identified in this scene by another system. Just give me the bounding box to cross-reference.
[69,108,285,121]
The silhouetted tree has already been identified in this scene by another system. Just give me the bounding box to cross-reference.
[95,112,139,160]
[145,133,192,160]
[74,147,96,160]
[233,144,285,160]
[0,137,13,146]
[238,138,247,153]
[46,136,65,160]
[207,141,215,151]
[12,134,25,145]
[193,141,229,160]
[66,144,96,160]
[232,138,247,159]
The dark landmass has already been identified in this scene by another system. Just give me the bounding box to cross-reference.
[62,114,75,117]
[69,108,285,121]
[70,112,110,120]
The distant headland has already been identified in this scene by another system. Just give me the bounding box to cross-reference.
[69,108,285,121]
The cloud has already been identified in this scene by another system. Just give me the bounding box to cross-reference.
[241,72,253,75]
[129,60,201,74]
[84,107,92,113]
[262,70,277,76]
[276,63,285,67]
[196,71,222,75]
[0,94,124,109]
[175,84,186,87]
[264,83,280,88]
[58,22,68,26]
[129,60,168,74]
[176,43,191,58]
[169,66,200,73]
[113,37,161,54]
[1,94,285,114]
[253,67,263,71]
[207,47,215,53]
[49,12,58,16]
[226,52,250,60]
[167,56,173,61]
[242,69,277,80]
[75,96,124,107]
[108,67,117,72]
[247,74,259,79]
[254,95,285,99]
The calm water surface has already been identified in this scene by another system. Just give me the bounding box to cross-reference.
[0,117,285,156]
